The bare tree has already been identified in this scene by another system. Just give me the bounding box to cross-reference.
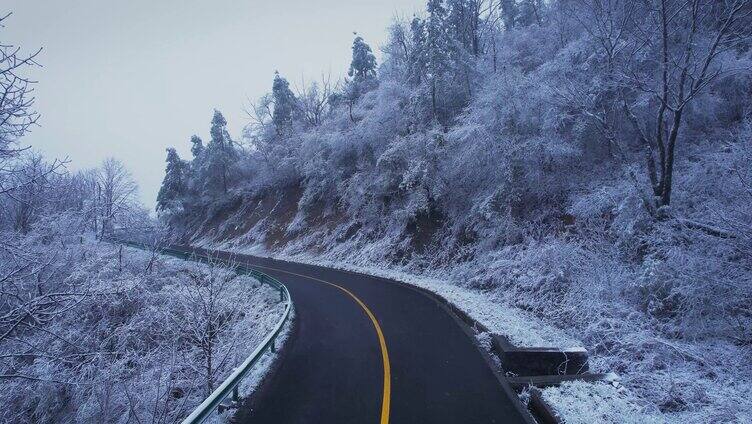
[96,158,138,238]
[0,42,132,380]
[0,13,66,201]
[122,350,196,424]
[167,259,243,395]
[621,0,752,209]
[0,234,93,369]
[0,12,41,157]
[6,153,47,232]
[245,93,274,135]
[564,0,752,214]
[295,73,333,128]
[242,93,277,164]
[381,18,413,78]
[566,0,635,75]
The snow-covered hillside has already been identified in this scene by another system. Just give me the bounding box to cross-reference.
[156,0,752,421]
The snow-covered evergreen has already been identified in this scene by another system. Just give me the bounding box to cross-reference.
[156,148,188,214]
[348,35,377,80]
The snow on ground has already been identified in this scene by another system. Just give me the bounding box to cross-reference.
[540,381,664,424]
[539,376,751,424]
[212,310,294,424]
[309,256,574,348]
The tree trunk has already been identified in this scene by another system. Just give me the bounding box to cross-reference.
[660,107,684,206]
[205,332,214,394]
[431,80,437,121]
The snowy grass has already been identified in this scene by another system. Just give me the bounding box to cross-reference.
[540,381,664,424]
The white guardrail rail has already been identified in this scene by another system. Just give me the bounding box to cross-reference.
[111,238,293,424]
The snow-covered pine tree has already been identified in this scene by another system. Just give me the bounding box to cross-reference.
[183,134,205,212]
[156,147,187,213]
[348,35,377,81]
[272,71,297,135]
[202,110,236,196]
[446,0,481,55]
[209,109,231,149]
[341,35,379,122]
[190,135,204,158]
[411,0,469,125]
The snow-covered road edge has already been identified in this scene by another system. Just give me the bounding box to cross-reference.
[219,242,580,348]
[214,310,295,423]
[210,241,676,423]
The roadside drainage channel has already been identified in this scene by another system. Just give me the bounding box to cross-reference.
[401,283,620,424]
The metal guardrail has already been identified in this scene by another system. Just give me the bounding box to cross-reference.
[111,239,293,424]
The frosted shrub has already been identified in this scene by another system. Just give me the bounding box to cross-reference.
[0,238,282,423]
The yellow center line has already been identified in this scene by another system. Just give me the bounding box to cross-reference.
[247,263,391,424]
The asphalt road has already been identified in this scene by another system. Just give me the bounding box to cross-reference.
[173,246,530,424]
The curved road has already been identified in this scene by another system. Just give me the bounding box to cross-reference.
[174,246,531,424]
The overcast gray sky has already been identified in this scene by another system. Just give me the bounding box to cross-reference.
[4,0,423,208]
